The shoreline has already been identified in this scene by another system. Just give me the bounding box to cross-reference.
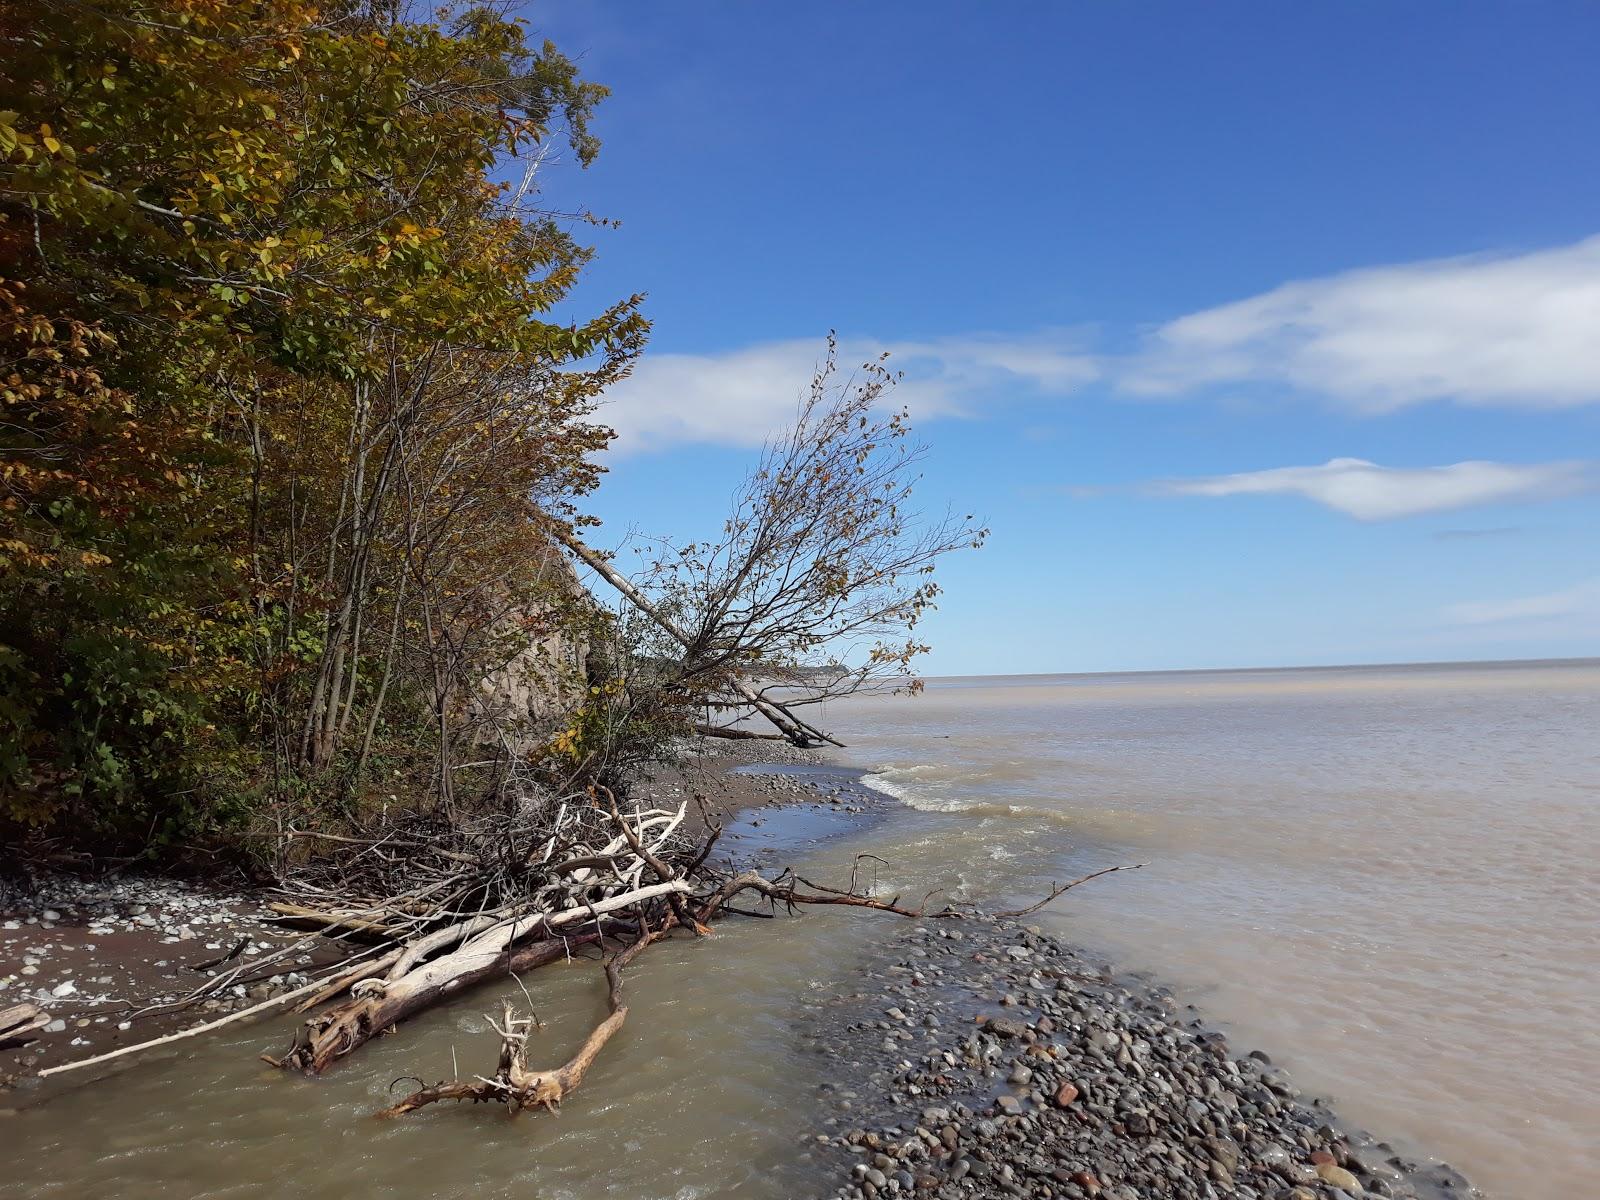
[0,737,873,1094]
[654,750,1486,1199]
[0,873,322,1091]
[793,916,1482,1200]
[2,748,1485,1200]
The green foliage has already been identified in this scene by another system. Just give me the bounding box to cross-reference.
[0,0,645,850]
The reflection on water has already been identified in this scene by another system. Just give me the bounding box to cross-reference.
[829,658,1600,1200]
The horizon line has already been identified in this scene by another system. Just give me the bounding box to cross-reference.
[915,654,1600,683]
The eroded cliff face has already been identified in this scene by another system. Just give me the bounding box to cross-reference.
[468,543,592,753]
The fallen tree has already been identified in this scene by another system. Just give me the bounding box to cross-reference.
[21,343,1024,1121]
[261,783,966,1081]
[557,337,987,749]
[26,774,1137,1126]
[364,835,1140,1124]
[555,529,839,748]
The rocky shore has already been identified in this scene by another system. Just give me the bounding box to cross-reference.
[0,872,331,1087]
[0,737,846,1091]
[799,917,1483,1200]
[2,750,1488,1200]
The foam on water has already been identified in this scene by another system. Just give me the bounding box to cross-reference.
[866,763,1158,846]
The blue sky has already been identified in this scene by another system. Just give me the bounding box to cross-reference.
[530,1,1600,674]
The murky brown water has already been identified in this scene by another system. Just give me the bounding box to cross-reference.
[4,659,1594,1199]
[829,659,1600,1200]
[1,799,919,1199]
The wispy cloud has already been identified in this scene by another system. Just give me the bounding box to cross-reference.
[1444,578,1600,626]
[598,234,1600,453]
[1154,458,1593,521]
[1123,235,1600,412]
[599,333,1097,454]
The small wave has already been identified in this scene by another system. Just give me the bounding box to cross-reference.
[864,763,1156,845]
[866,766,1064,822]
[869,759,1035,788]
[859,768,933,804]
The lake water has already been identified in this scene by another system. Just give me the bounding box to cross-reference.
[3,659,1594,1199]
[827,659,1600,1200]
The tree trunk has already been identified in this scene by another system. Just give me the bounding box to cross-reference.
[554,530,843,747]
[275,880,689,1072]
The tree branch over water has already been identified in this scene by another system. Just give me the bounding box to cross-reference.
[567,335,988,745]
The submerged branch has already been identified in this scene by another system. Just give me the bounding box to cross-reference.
[994,863,1146,918]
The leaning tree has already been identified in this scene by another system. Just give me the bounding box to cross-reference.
[560,336,988,747]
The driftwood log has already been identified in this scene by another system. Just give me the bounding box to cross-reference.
[256,783,976,1102]
[266,902,399,939]
[1,1002,47,1050]
[269,881,686,1072]
[691,723,788,742]
[378,925,663,1118]
[33,778,1132,1127]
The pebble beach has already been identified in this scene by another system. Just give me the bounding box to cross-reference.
[2,748,1489,1200]
[800,916,1482,1200]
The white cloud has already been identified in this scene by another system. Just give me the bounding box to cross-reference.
[1444,578,1600,627]
[1157,458,1593,521]
[599,333,1097,454]
[597,233,1600,453]
[1123,235,1600,411]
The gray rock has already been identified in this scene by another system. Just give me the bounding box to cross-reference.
[1315,1162,1363,1192]
[984,1018,1029,1040]
[1203,1136,1240,1175]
